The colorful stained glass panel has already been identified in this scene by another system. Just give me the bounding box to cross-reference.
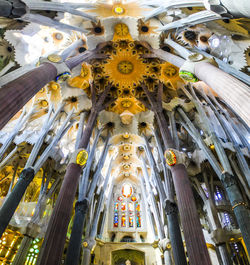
[117,196,123,201]
[114,202,119,212]
[121,213,126,227]
[114,213,118,227]
[136,213,141,227]
[121,202,126,211]
[131,196,137,202]
[129,216,134,227]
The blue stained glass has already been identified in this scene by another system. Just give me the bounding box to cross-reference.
[114,212,118,227]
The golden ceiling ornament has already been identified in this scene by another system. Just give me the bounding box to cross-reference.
[86,2,151,18]
[102,45,147,89]
[123,164,131,170]
[160,62,182,88]
[113,5,125,15]
[117,60,134,74]
[123,154,130,160]
[108,97,146,115]
[123,133,130,139]
[68,63,92,92]
[113,23,133,41]
[121,100,133,108]
[40,99,49,108]
[120,110,134,125]
[123,144,131,151]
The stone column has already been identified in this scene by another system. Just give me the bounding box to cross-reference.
[140,83,211,265]
[154,111,212,265]
[146,49,250,127]
[194,62,250,127]
[0,63,57,130]
[36,110,97,265]
[37,84,110,265]
[64,199,89,265]
[65,140,110,265]
[0,49,103,130]
[143,135,187,265]
[0,167,35,238]
[12,235,34,265]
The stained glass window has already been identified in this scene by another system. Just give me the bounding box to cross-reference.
[114,212,118,227]
[129,215,134,227]
[136,213,141,227]
[114,203,119,212]
[113,183,142,229]
[121,213,126,227]
[121,202,126,211]
[122,184,132,198]
[117,196,123,201]
[131,196,137,202]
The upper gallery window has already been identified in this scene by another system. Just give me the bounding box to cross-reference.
[113,183,142,229]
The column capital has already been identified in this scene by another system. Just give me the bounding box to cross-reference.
[70,149,88,168]
[221,171,236,188]
[75,199,89,214]
[82,238,96,251]
[179,53,217,83]
[164,199,178,215]
[39,55,71,82]
[20,167,35,184]
[164,148,188,167]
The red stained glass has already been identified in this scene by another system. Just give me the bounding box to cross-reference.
[121,203,126,211]
[131,196,137,202]
[135,203,140,212]
[117,196,123,202]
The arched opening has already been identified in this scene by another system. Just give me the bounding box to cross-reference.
[112,249,145,265]
[120,236,135,242]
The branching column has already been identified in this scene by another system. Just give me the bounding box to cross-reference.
[141,83,212,265]
[0,47,106,130]
[36,85,111,265]
[0,168,35,237]
[144,48,250,126]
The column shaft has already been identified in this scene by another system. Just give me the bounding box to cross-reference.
[37,110,97,265]
[0,168,35,238]
[0,50,94,130]
[81,248,91,265]
[0,63,57,130]
[12,236,33,265]
[194,62,250,127]
[155,111,211,265]
[165,201,187,265]
[64,199,88,265]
